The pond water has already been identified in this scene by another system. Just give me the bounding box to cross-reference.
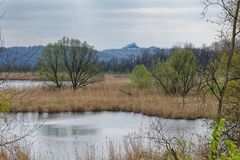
[9,112,210,160]
[0,80,44,88]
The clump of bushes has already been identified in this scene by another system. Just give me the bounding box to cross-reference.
[131,65,153,89]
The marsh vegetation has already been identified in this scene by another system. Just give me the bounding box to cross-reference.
[0,0,240,159]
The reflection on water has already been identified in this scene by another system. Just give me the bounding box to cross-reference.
[1,80,44,88]
[1,80,70,89]
[41,124,98,137]
[10,112,210,160]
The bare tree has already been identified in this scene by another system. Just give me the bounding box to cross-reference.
[0,3,42,157]
[0,115,41,155]
[59,37,100,90]
[202,0,240,120]
[146,119,194,160]
[38,43,64,89]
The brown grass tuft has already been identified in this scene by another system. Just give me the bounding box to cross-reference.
[0,148,30,160]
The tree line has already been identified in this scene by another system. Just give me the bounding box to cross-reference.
[0,43,217,74]
[37,39,221,91]
[101,45,216,73]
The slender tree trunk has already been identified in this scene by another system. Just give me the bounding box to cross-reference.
[217,98,223,120]
[217,0,240,120]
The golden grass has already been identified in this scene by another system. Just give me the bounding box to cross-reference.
[7,74,217,119]
[0,72,38,81]
[0,148,30,160]
[65,137,200,160]
[0,139,181,160]
[102,139,162,160]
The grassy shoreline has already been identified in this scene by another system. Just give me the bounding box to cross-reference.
[0,72,39,81]
[5,74,217,120]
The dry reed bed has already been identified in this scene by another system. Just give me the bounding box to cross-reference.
[0,138,205,160]
[0,148,29,160]
[7,75,217,119]
[0,140,177,160]
[0,72,38,81]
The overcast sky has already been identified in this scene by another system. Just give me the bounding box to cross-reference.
[0,0,219,50]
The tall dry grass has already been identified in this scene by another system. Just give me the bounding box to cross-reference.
[0,139,174,160]
[0,139,205,160]
[106,140,161,160]
[7,74,217,119]
[0,148,30,160]
[56,137,204,160]
[61,136,168,160]
[0,72,38,81]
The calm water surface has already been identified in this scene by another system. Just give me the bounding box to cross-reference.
[9,112,210,160]
[1,80,44,88]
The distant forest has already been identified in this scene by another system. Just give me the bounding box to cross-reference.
[0,43,222,73]
[101,46,215,73]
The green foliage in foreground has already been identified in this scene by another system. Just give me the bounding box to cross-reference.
[210,119,225,160]
[0,92,10,122]
[0,92,9,113]
[209,119,240,160]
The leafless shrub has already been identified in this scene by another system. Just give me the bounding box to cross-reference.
[146,119,196,160]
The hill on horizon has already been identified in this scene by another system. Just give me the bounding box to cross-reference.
[0,43,165,66]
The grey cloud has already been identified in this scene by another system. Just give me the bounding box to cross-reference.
[5,0,75,12]
[84,0,202,9]
[0,0,217,49]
